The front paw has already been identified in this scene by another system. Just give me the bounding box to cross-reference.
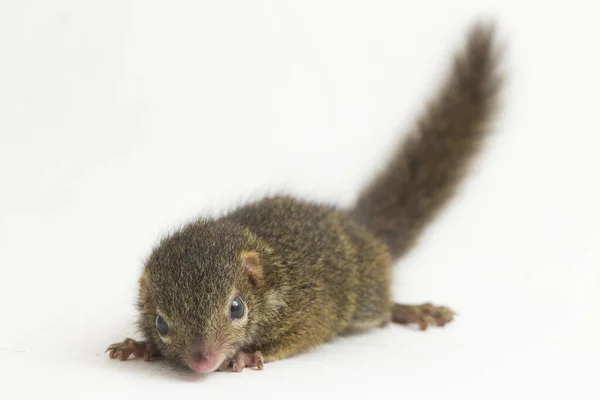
[218,351,264,373]
[105,338,159,362]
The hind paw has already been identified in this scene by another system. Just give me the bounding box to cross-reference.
[391,303,455,330]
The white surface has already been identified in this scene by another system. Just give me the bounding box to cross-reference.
[1,0,599,399]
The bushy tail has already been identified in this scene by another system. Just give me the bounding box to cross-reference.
[350,21,504,261]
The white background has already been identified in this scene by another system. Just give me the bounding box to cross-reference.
[1,0,599,399]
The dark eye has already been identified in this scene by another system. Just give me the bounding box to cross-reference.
[230,296,245,319]
[156,315,169,336]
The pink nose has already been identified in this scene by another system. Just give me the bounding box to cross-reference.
[188,351,219,373]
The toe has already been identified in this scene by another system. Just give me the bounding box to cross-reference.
[116,349,130,361]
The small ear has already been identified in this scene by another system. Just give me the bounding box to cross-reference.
[139,271,149,294]
[241,251,263,287]
[138,271,154,313]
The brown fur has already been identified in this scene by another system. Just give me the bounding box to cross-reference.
[106,21,504,372]
[351,22,504,260]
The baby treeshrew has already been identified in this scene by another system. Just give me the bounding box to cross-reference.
[107,21,504,373]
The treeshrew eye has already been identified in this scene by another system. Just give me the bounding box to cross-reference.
[156,315,169,336]
[230,296,245,319]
